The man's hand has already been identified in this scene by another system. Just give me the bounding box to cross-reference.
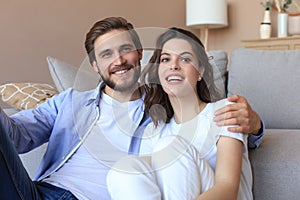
[214,95,261,135]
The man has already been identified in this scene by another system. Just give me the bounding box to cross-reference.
[0,17,263,199]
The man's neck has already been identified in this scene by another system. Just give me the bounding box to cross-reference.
[103,85,142,103]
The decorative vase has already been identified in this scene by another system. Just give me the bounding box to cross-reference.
[260,23,272,39]
[288,15,300,35]
[263,9,271,23]
[260,9,271,39]
[278,12,288,37]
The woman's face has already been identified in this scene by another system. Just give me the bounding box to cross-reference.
[158,38,203,98]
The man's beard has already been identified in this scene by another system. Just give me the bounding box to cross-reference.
[100,65,141,92]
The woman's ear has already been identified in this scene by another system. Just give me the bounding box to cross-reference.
[198,66,205,80]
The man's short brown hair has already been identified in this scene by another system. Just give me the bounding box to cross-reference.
[85,17,142,65]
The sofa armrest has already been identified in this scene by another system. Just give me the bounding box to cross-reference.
[3,108,20,116]
[19,144,47,179]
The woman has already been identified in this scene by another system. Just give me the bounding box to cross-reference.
[107,28,252,200]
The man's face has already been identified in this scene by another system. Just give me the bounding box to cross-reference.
[92,29,142,94]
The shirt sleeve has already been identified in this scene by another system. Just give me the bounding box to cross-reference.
[247,120,265,149]
[218,127,248,153]
[213,99,248,152]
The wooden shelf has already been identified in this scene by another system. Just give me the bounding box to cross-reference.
[241,36,300,50]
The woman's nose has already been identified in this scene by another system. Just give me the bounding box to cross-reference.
[170,60,180,71]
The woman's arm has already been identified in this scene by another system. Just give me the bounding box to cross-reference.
[214,95,264,149]
[195,136,243,200]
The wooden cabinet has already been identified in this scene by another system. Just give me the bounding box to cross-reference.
[241,36,300,50]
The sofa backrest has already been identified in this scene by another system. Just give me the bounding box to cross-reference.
[228,48,300,129]
[207,50,228,98]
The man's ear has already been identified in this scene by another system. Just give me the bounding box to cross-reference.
[92,61,99,73]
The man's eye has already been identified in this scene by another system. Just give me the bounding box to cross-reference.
[123,47,132,52]
[101,52,111,58]
[121,46,134,53]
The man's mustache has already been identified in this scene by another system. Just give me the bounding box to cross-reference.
[109,64,136,74]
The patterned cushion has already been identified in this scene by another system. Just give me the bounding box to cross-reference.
[0,83,58,110]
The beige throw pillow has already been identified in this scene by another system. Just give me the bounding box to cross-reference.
[0,83,58,110]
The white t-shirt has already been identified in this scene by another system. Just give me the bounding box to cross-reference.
[140,99,253,200]
[43,92,145,199]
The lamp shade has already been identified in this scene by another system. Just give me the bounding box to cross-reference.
[186,0,228,29]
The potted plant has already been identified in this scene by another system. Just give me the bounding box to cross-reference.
[261,0,274,11]
[274,0,292,13]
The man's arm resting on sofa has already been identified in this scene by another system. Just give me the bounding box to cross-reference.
[247,121,264,149]
[214,94,264,149]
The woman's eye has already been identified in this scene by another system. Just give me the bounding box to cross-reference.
[181,57,191,62]
[160,57,169,62]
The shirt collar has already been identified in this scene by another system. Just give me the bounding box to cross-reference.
[85,81,146,107]
[85,81,106,107]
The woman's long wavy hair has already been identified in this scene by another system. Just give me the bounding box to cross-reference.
[141,27,222,127]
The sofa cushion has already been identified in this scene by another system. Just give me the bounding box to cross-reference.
[207,50,228,98]
[19,144,48,179]
[0,83,58,110]
[249,129,300,200]
[47,56,78,92]
[3,108,20,116]
[47,56,100,92]
[228,48,300,129]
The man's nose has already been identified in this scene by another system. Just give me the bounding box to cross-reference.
[113,53,126,66]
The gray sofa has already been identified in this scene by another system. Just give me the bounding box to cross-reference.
[228,48,300,200]
[3,48,300,199]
